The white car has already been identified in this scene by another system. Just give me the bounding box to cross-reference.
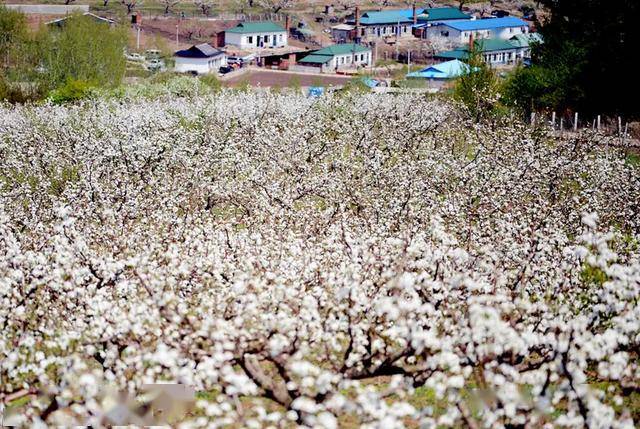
[145,49,162,60]
[125,52,145,62]
[146,59,166,72]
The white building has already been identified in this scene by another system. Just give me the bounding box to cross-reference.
[297,43,372,73]
[174,44,227,75]
[425,17,529,45]
[224,21,288,49]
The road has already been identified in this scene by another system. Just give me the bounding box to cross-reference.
[223,68,354,88]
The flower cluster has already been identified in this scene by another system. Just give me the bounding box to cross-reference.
[0,91,639,428]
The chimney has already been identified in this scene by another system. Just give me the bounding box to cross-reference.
[285,15,291,32]
[412,3,417,25]
[288,53,296,65]
[212,32,218,48]
[355,5,360,28]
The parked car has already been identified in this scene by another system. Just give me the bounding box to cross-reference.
[125,52,145,62]
[146,59,165,72]
[227,56,242,66]
[219,65,234,74]
[145,49,161,60]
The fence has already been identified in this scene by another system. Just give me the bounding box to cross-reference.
[529,111,635,142]
[5,4,89,14]
[147,12,287,22]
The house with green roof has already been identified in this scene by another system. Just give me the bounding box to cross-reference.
[297,43,372,73]
[434,38,531,66]
[224,21,288,49]
[344,6,470,41]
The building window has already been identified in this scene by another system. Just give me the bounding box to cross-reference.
[248,36,253,43]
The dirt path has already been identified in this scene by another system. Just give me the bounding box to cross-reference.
[223,68,353,87]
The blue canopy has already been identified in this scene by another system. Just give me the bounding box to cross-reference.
[406,59,471,79]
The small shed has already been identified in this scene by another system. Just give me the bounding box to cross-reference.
[174,43,227,75]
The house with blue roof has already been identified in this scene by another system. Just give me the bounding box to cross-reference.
[425,17,530,45]
[406,59,471,80]
[344,6,471,41]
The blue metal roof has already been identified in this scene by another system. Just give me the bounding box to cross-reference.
[440,16,528,31]
[406,59,471,79]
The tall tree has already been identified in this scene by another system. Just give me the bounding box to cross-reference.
[38,14,128,90]
[526,0,640,117]
[0,5,27,68]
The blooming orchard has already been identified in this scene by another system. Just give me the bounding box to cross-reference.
[0,91,639,428]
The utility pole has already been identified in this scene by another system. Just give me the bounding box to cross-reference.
[136,25,141,50]
[395,20,400,60]
[175,24,179,47]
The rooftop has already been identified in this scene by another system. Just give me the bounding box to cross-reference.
[225,21,286,34]
[434,38,523,60]
[299,43,370,64]
[175,43,225,58]
[438,16,529,31]
[416,7,471,22]
[407,59,471,79]
[509,32,543,47]
[346,6,470,25]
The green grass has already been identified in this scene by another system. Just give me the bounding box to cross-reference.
[626,151,640,167]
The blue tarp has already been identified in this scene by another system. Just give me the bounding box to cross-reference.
[308,87,325,97]
[406,59,472,79]
[361,78,379,88]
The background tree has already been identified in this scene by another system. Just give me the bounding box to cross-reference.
[257,0,293,14]
[161,0,181,14]
[508,0,640,118]
[453,44,503,122]
[37,15,128,91]
[122,0,142,14]
[193,0,215,16]
[0,5,27,68]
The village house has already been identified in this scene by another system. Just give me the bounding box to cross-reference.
[434,34,541,66]
[174,43,227,75]
[296,43,372,73]
[508,33,543,60]
[425,16,529,45]
[224,21,288,49]
[343,6,471,41]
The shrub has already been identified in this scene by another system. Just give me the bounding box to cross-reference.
[48,79,96,104]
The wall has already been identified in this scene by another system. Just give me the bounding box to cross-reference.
[225,31,288,49]
[426,24,529,45]
[174,56,227,74]
[5,4,89,13]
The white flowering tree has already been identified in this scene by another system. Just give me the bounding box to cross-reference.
[0,90,638,428]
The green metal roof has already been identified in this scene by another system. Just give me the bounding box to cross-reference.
[417,7,471,22]
[435,38,518,59]
[298,54,333,64]
[475,38,517,51]
[311,43,370,56]
[509,33,543,48]
[434,49,469,60]
[225,21,286,34]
